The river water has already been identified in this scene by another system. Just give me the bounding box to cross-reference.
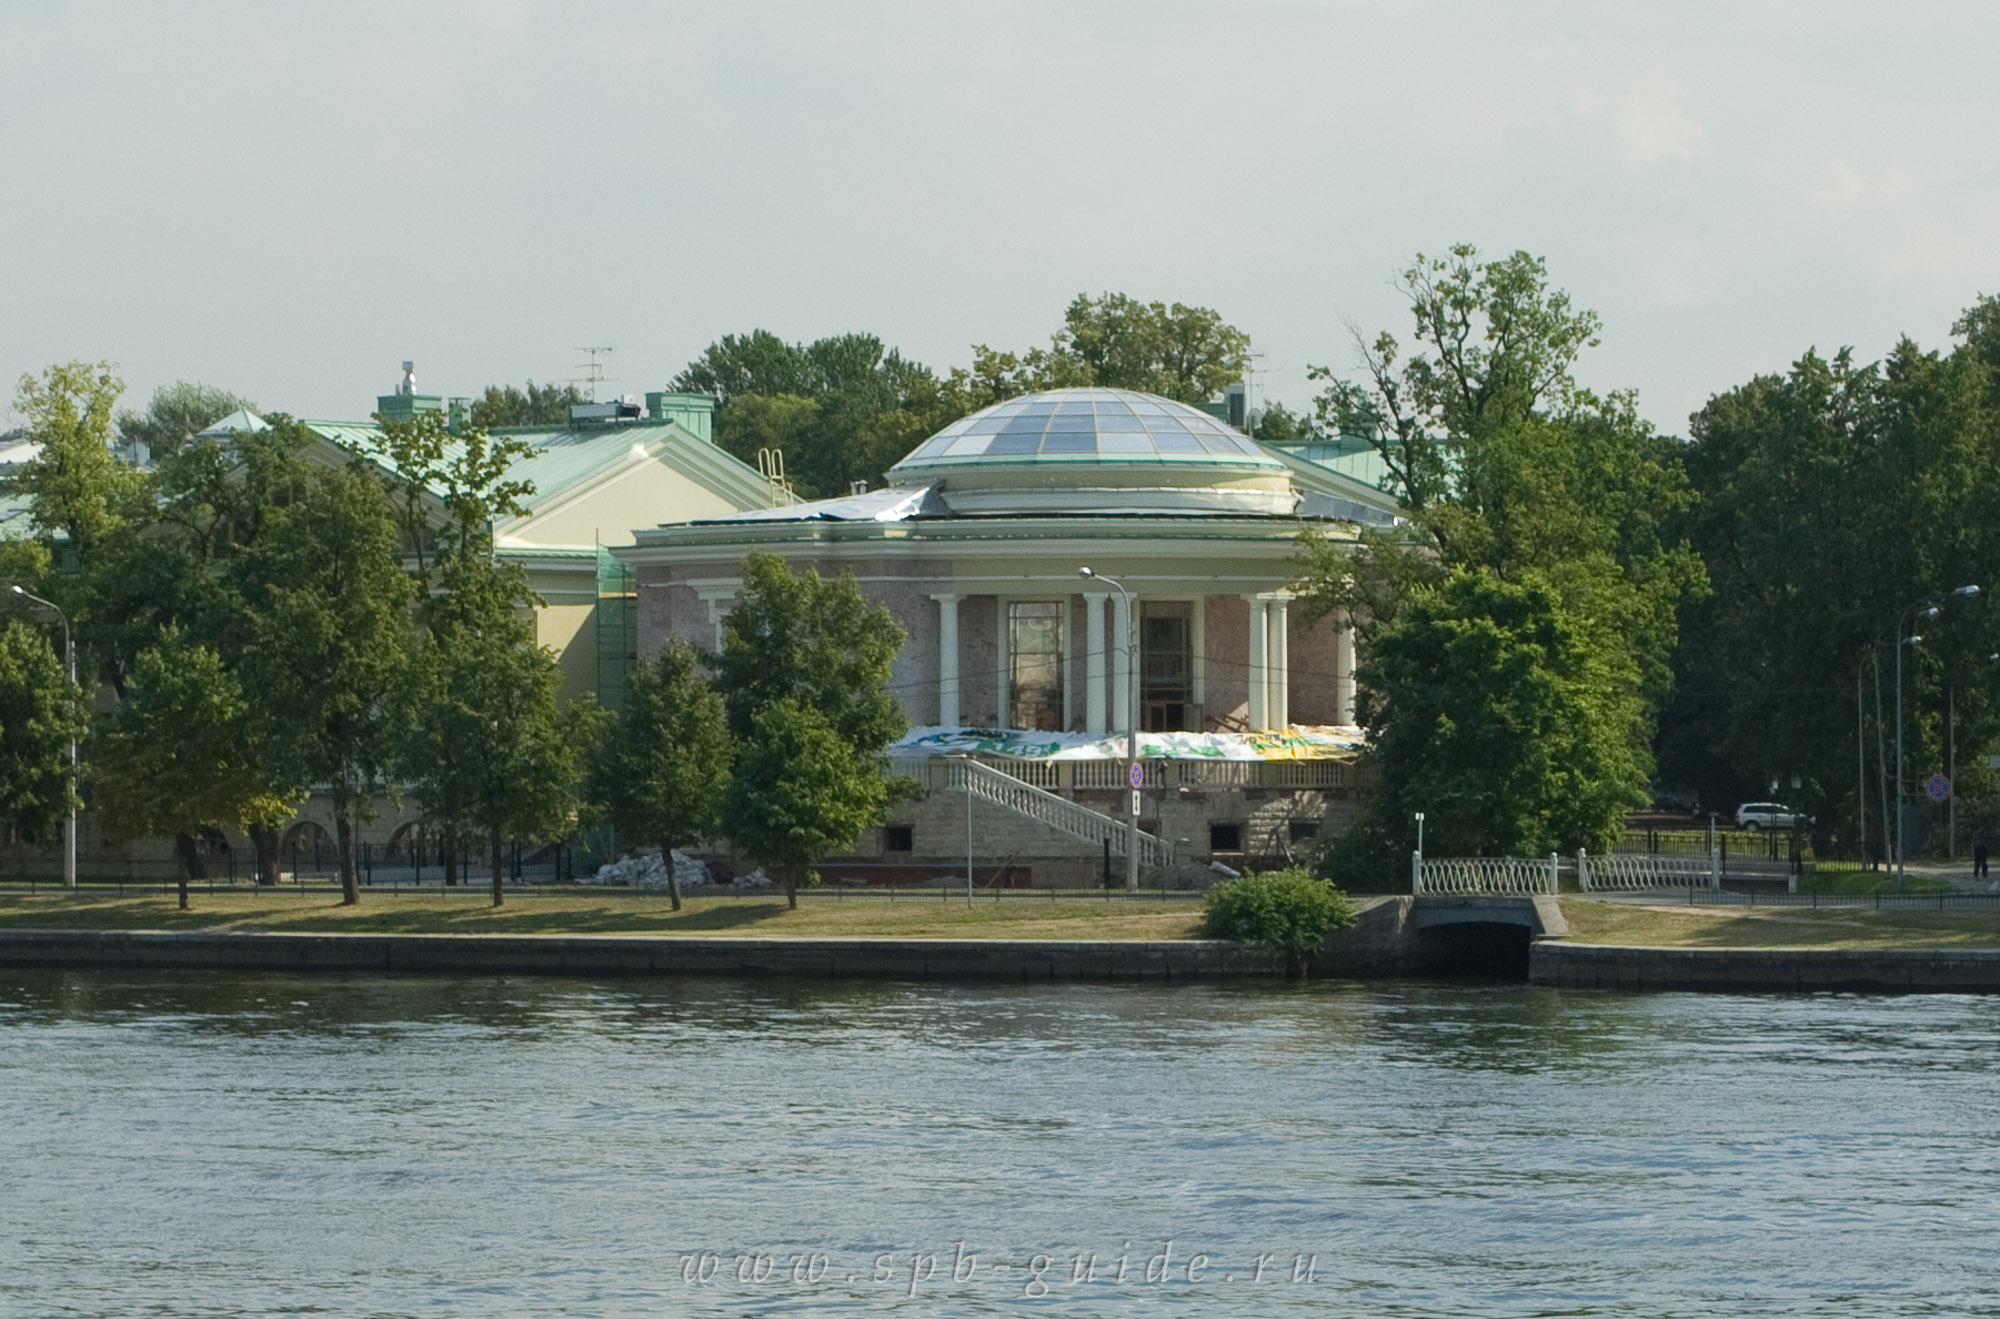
[1,971,1997,1317]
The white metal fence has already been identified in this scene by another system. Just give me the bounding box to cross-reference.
[1412,853,1559,895]
[1578,850,1720,891]
[1412,847,1783,894]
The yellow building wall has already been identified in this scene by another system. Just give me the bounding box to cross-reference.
[513,457,747,551]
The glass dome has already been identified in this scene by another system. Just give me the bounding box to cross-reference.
[890,387,1284,474]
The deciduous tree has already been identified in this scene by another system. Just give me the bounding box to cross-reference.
[0,621,86,849]
[586,640,732,910]
[93,628,298,906]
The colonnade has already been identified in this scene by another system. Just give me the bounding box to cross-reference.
[929,590,1355,733]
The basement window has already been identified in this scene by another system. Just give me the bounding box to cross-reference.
[1209,822,1244,854]
[884,825,914,853]
[1288,820,1321,844]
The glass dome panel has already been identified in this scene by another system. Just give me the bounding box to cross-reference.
[887,386,1285,475]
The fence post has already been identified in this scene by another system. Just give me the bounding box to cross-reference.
[1578,849,1589,892]
[1411,849,1423,895]
[1548,852,1558,894]
[1709,846,1720,890]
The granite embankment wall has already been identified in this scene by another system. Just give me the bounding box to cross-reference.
[0,929,1283,983]
[1530,942,2000,993]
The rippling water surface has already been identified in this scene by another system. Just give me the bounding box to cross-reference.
[2,971,1997,1316]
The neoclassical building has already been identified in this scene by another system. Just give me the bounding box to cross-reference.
[619,388,1388,742]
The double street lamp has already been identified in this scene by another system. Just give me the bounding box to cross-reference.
[1896,585,1980,889]
[1077,567,1140,892]
[11,586,76,891]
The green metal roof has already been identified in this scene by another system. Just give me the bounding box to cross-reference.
[302,417,699,514]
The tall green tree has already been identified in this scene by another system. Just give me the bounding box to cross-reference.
[587,640,732,910]
[93,628,298,905]
[0,621,86,849]
[372,409,534,591]
[721,698,890,909]
[1296,247,1701,875]
[114,381,255,459]
[233,465,415,904]
[1662,332,2000,847]
[711,552,906,750]
[711,552,906,907]
[946,294,1252,408]
[677,332,950,498]
[402,606,583,907]
[9,360,141,561]
[1329,570,1649,881]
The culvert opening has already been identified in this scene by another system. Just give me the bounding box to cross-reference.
[1416,921,1533,981]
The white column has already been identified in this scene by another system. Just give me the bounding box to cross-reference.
[1083,591,1108,734]
[1335,616,1357,725]
[1246,595,1269,731]
[931,593,960,727]
[1112,589,1133,736]
[1269,595,1290,730]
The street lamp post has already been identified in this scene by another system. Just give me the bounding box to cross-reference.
[1078,567,1140,892]
[11,586,75,892]
[1894,585,1980,890]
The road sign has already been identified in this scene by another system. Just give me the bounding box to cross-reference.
[1926,773,1952,804]
[1128,762,1145,789]
[1129,790,1142,816]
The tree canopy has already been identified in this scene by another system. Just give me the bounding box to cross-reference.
[468,380,588,429]
[1297,247,1699,878]
[589,640,734,909]
[114,381,255,459]
[0,621,85,849]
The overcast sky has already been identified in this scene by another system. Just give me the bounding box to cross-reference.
[4,0,1996,437]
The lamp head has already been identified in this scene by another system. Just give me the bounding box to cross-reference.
[1956,585,1982,598]
[1907,634,1924,646]
[1077,567,1095,580]
[1923,606,1942,620]
[7,586,21,598]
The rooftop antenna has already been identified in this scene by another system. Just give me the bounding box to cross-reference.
[397,360,417,397]
[572,345,616,401]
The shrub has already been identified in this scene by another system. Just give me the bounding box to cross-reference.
[1200,867,1358,974]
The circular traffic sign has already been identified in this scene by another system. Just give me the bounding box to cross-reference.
[1128,762,1145,789]
[1926,773,1952,804]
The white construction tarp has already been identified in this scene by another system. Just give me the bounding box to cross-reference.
[888,725,1366,762]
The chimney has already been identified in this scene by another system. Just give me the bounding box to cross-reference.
[376,359,445,424]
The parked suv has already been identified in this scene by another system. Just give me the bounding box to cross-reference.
[1735,802,1800,832]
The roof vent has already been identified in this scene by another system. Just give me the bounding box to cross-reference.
[850,479,869,495]
[397,360,416,397]
[568,399,642,425]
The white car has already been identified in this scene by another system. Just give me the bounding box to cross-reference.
[1735,802,1800,832]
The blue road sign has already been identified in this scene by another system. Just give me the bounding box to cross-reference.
[1128,762,1145,789]
[1926,773,1952,804]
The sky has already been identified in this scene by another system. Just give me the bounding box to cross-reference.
[4,0,1998,437]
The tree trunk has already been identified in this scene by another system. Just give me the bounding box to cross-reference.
[249,822,281,885]
[490,829,504,908]
[335,812,360,906]
[787,863,799,911]
[664,840,682,911]
[443,831,458,887]
[173,832,199,910]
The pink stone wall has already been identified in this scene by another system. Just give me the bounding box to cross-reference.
[630,553,954,725]
[1205,595,1250,731]
[960,595,1000,726]
[1288,606,1342,726]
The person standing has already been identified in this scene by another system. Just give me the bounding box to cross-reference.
[1972,825,1990,880]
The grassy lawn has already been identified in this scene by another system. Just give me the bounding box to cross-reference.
[0,890,1207,941]
[1560,898,2000,950]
